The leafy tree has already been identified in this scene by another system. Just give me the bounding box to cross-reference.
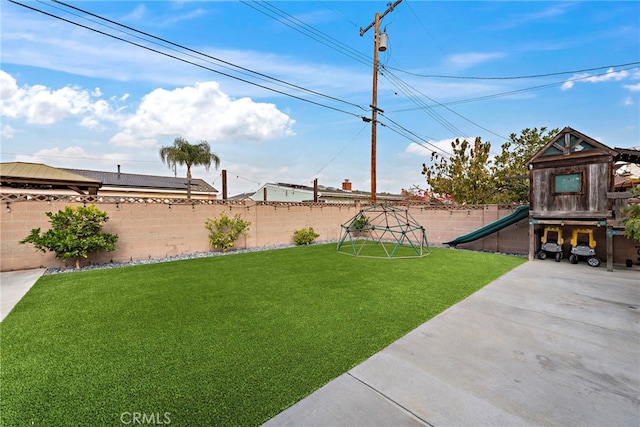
[20,205,118,270]
[422,127,558,204]
[621,184,640,241]
[491,127,559,203]
[205,213,251,252]
[159,137,221,199]
[422,137,494,204]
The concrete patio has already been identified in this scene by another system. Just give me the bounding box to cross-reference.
[265,261,640,426]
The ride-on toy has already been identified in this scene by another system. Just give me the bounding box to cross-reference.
[569,228,600,267]
[537,226,564,262]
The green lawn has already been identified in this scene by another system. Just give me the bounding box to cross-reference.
[0,244,525,426]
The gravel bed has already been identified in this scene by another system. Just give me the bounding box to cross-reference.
[43,241,337,275]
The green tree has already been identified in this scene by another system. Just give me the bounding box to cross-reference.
[422,127,559,204]
[422,137,494,204]
[20,205,118,270]
[491,127,559,203]
[159,137,221,199]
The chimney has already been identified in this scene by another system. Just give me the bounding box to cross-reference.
[117,164,121,179]
[342,179,352,191]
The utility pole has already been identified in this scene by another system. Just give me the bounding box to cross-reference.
[360,0,402,203]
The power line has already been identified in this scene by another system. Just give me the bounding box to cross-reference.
[382,66,509,141]
[304,124,368,181]
[47,0,366,112]
[319,1,361,29]
[404,0,446,56]
[377,114,453,158]
[239,0,507,145]
[381,70,469,138]
[9,0,365,120]
[385,61,640,80]
[244,0,450,160]
[225,170,262,186]
[390,64,640,112]
[240,0,371,67]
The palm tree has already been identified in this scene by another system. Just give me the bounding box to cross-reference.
[159,137,221,199]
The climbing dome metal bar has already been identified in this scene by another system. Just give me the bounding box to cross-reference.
[336,203,429,258]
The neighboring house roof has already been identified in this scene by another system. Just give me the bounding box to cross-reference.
[0,162,102,194]
[614,175,640,190]
[1,162,101,184]
[64,168,218,193]
[227,192,255,201]
[0,162,218,196]
[248,181,403,203]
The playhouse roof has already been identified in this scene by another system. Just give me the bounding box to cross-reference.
[526,127,619,167]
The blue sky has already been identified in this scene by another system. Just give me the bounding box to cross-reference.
[1,1,639,196]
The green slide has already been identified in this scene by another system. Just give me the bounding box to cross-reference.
[444,205,529,247]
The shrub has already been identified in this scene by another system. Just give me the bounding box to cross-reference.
[20,204,118,270]
[621,184,640,241]
[350,215,370,231]
[205,213,251,252]
[293,227,320,245]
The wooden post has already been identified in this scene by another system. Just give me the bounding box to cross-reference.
[528,221,536,261]
[313,178,318,203]
[606,227,614,272]
[222,169,228,200]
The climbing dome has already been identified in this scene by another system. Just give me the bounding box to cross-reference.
[337,203,429,258]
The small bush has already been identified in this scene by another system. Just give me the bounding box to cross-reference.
[621,184,640,241]
[350,215,370,231]
[19,204,118,270]
[205,213,251,252]
[293,227,320,246]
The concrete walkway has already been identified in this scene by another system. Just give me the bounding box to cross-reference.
[0,268,46,322]
[265,261,640,426]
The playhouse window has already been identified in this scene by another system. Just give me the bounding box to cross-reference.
[554,173,582,193]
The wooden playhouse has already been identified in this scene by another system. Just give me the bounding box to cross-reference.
[526,127,639,271]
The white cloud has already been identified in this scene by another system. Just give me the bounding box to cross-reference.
[15,146,89,164]
[562,68,630,90]
[624,96,634,106]
[115,81,295,147]
[445,52,505,69]
[405,143,432,156]
[122,4,147,21]
[0,70,119,126]
[15,146,130,167]
[109,132,158,148]
[624,83,640,92]
[1,125,15,139]
[0,71,294,150]
[405,138,459,158]
[0,71,18,99]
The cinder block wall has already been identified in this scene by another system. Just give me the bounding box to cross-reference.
[0,198,551,272]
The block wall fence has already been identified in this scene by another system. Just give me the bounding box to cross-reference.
[0,195,529,271]
[2,195,634,271]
